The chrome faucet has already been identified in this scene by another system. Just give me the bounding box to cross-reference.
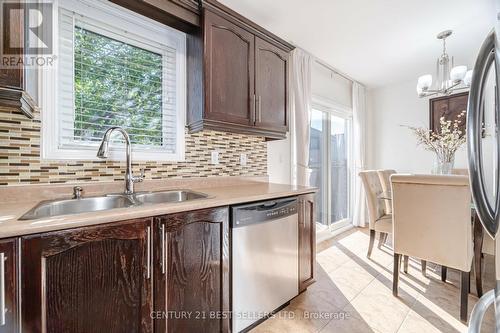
[73,186,83,199]
[97,126,144,195]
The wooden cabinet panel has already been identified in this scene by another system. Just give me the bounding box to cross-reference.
[0,3,24,90]
[255,37,288,132]
[299,194,316,292]
[204,10,255,126]
[0,2,37,118]
[153,207,229,333]
[0,238,18,333]
[21,218,153,333]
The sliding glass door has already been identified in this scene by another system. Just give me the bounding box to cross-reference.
[309,105,352,230]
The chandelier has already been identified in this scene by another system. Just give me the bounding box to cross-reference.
[416,30,473,98]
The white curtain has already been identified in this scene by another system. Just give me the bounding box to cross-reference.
[352,82,367,227]
[290,48,313,186]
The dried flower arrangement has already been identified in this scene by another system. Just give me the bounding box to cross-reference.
[406,110,466,173]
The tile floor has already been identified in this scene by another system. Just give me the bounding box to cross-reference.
[251,228,496,333]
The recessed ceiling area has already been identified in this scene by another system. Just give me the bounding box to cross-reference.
[219,0,496,88]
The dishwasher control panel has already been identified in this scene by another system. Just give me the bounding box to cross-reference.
[231,197,298,228]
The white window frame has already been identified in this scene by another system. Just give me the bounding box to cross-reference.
[40,0,186,161]
[311,95,354,231]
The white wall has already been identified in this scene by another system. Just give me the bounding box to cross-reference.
[367,75,496,178]
[367,80,467,172]
[267,135,291,184]
[312,62,352,109]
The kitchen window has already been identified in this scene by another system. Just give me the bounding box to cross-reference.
[309,99,353,231]
[41,0,186,161]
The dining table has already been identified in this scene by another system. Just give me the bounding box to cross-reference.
[378,190,486,296]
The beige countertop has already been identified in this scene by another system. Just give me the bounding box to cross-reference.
[0,178,316,238]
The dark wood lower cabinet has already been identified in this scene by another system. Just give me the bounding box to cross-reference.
[6,197,312,332]
[21,218,153,333]
[299,194,316,292]
[0,238,18,333]
[153,207,230,333]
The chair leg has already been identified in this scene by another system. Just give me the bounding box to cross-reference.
[474,256,483,297]
[403,255,409,274]
[378,232,387,248]
[367,229,376,258]
[473,215,484,297]
[393,253,400,296]
[421,260,427,277]
[460,270,470,322]
[441,266,447,282]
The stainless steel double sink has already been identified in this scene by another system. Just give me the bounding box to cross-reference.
[19,190,210,220]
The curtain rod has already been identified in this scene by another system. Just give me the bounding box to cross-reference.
[314,58,358,85]
[291,44,362,85]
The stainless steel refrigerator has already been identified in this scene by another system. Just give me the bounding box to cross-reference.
[467,2,500,332]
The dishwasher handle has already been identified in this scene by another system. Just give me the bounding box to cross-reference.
[232,198,298,228]
[248,198,296,211]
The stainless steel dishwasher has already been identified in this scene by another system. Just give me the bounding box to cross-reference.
[231,197,299,333]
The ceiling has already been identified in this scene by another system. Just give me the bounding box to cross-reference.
[219,0,496,88]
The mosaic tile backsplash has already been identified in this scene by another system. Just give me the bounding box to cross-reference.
[0,107,268,185]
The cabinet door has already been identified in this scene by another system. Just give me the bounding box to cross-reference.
[255,37,289,133]
[204,10,255,126]
[21,219,153,333]
[154,207,229,333]
[0,238,18,333]
[299,194,316,292]
[0,3,24,90]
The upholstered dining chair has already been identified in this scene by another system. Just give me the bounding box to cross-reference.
[451,168,494,297]
[377,169,396,214]
[359,171,392,258]
[391,174,473,322]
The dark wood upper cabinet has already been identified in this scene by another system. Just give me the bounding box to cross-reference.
[299,194,316,292]
[0,2,37,118]
[0,5,24,91]
[203,10,255,127]
[153,207,230,333]
[255,36,289,133]
[187,1,293,140]
[21,218,153,333]
[0,238,19,333]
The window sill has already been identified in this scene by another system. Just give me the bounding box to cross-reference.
[42,145,185,162]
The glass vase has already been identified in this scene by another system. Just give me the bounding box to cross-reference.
[434,155,455,175]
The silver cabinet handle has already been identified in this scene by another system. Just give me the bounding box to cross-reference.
[257,95,262,123]
[253,94,257,125]
[160,223,166,275]
[146,226,151,279]
[0,253,6,326]
[467,29,498,238]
